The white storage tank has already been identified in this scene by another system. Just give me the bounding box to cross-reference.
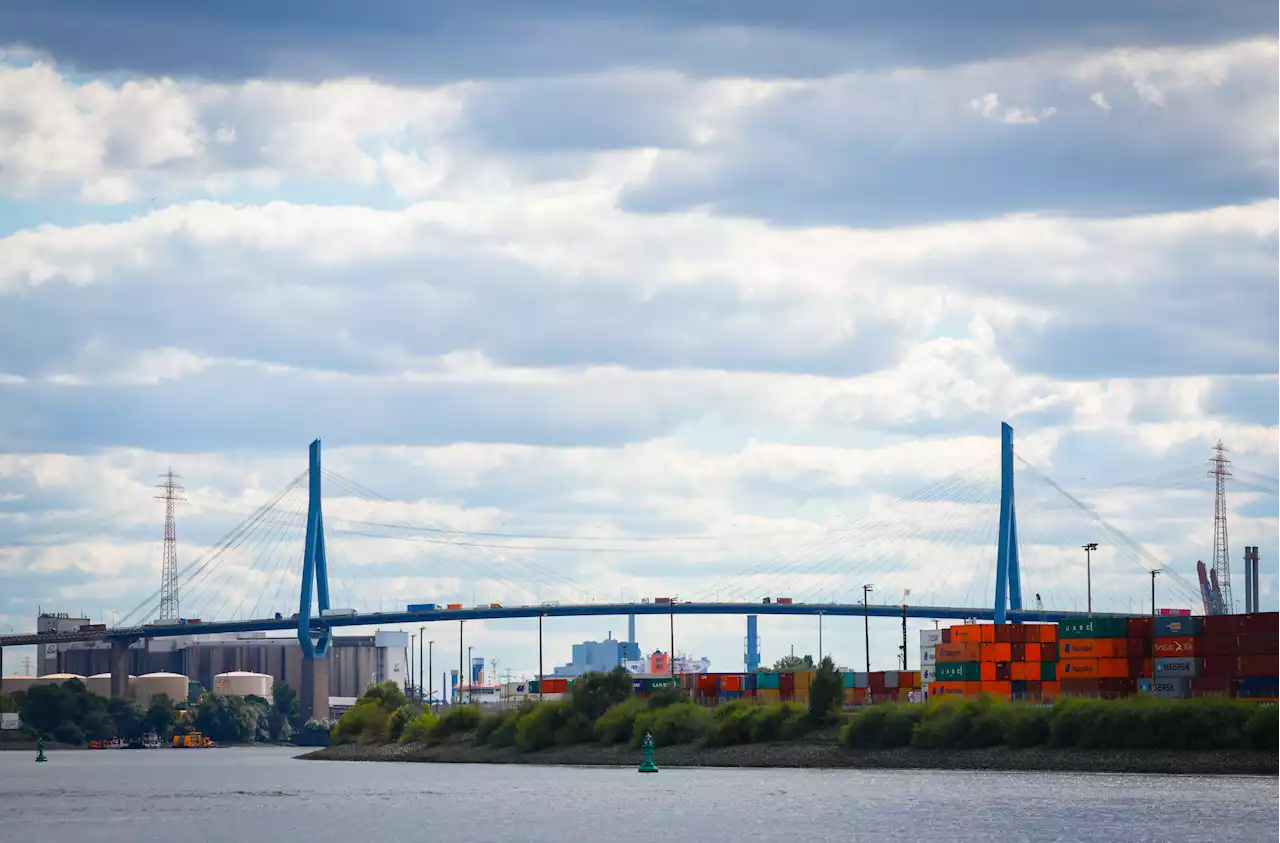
[0,675,37,694]
[213,671,273,700]
[133,672,189,708]
[86,673,135,699]
[30,673,87,689]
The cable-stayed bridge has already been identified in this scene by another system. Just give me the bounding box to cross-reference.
[3,422,1272,718]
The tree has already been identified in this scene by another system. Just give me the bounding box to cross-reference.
[0,692,16,713]
[272,681,301,727]
[808,656,842,725]
[765,654,813,673]
[570,667,635,722]
[144,693,176,737]
[108,698,146,741]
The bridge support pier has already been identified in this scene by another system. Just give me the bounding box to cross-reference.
[301,656,330,721]
[297,439,332,722]
[109,639,132,698]
[745,615,760,673]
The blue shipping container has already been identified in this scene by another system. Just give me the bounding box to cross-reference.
[1154,615,1204,637]
[720,691,743,700]
[745,673,758,692]
[1236,676,1278,698]
[407,603,437,611]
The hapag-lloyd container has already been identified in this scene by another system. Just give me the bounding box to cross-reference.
[1154,657,1202,677]
[921,665,936,684]
[920,647,936,665]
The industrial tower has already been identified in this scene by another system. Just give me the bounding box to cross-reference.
[155,469,185,621]
[1209,441,1233,614]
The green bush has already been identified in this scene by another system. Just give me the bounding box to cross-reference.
[842,703,924,749]
[1244,706,1277,752]
[514,701,592,752]
[570,668,634,722]
[809,656,842,725]
[429,706,481,741]
[486,709,523,748]
[596,698,645,745]
[398,711,440,745]
[332,700,394,745]
[702,699,759,747]
[632,702,710,747]
[386,704,420,743]
[1005,705,1050,748]
[746,702,809,743]
[475,712,504,746]
[912,696,1006,749]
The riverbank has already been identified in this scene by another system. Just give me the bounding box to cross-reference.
[301,731,1278,775]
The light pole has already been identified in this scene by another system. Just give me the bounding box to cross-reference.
[409,634,416,697]
[1150,569,1161,688]
[467,645,473,705]
[538,612,544,702]
[818,612,823,664]
[669,601,676,680]
[418,626,425,704]
[1082,543,1098,616]
[862,584,874,674]
[427,640,434,706]
[458,620,464,706]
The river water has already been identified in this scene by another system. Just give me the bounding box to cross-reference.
[1,748,1274,842]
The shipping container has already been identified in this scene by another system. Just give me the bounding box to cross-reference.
[979,680,1012,696]
[1040,661,1057,681]
[980,642,1013,662]
[935,661,980,682]
[1241,612,1279,636]
[793,671,813,690]
[949,625,981,644]
[980,661,996,682]
[936,641,982,661]
[1188,676,1232,697]
[979,624,996,643]
[1152,677,1189,699]
[756,672,781,690]
[1010,642,1026,662]
[1058,617,1129,639]
[1127,617,1153,638]
[1239,655,1278,676]
[757,688,781,702]
[446,603,463,610]
[1154,615,1204,637]
[1059,638,1129,658]
[542,678,569,694]
[1152,637,1198,658]
[1236,676,1279,699]
[941,628,952,644]
[1059,658,1128,678]
[1128,637,1152,658]
[883,671,900,689]
[930,681,977,696]
[920,647,936,665]
[775,597,793,605]
[406,603,438,611]
[921,666,936,684]
[779,673,795,695]
[719,675,744,693]
[919,630,942,648]
[1154,658,1202,678]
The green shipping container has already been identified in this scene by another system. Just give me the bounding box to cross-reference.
[756,672,781,690]
[1040,661,1057,681]
[841,672,857,689]
[935,662,980,682]
[528,680,540,693]
[1057,618,1129,639]
[645,678,676,691]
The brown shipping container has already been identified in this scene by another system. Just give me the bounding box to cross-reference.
[1039,642,1059,662]
[1200,656,1237,679]
[980,680,1012,696]
[1061,677,1101,693]
[1239,634,1280,656]
[1203,614,1248,635]
[937,641,982,661]
[993,625,1012,644]
[1241,612,1279,636]
[1129,637,1152,658]
[1239,655,1278,677]
[1128,658,1152,678]
[1010,642,1026,661]
[941,627,952,644]
[1189,677,1232,695]
[1153,637,1197,658]
[1059,638,1128,659]
[1127,617,1153,638]
[994,662,1011,682]
[780,673,795,694]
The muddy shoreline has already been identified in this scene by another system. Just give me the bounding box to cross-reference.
[300,735,1278,776]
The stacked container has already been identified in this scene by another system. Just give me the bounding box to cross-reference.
[919,629,941,696]
[1056,617,1137,699]
[1201,612,1279,701]
[1149,614,1201,699]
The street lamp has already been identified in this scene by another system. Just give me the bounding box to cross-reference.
[817,611,823,664]
[862,584,874,674]
[1149,569,1161,688]
[410,634,417,696]
[467,645,474,705]
[428,640,434,706]
[669,600,677,681]
[1082,543,1098,616]
[418,626,425,704]
[458,620,464,706]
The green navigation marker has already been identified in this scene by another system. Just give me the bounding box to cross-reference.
[35,737,47,763]
[638,732,658,773]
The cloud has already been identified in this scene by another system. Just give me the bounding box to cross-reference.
[1090,91,1112,110]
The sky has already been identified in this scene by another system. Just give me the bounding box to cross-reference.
[0,2,1277,679]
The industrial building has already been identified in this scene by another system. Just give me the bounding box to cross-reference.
[550,633,642,677]
[31,613,408,701]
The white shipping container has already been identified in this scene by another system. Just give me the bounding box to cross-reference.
[883,671,900,688]
[920,647,936,665]
[320,608,358,617]
[919,629,942,648]
[921,665,936,684]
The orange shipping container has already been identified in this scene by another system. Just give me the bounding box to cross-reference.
[980,661,996,682]
[1038,625,1058,643]
[980,624,996,643]
[980,681,1012,696]
[1011,662,1029,681]
[930,681,978,696]
[1042,680,1061,698]
[1059,638,1129,659]
[950,625,981,644]
[719,675,743,692]
[1153,637,1197,658]
[937,641,982,661]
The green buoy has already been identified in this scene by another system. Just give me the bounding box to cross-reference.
[35,737,47,763]
[638,732,658,773]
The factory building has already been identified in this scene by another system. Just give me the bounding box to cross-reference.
[43,624,408,701]
[550,633,642,678]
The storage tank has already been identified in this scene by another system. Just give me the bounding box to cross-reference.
[1,675,37,694]
[29,673,87,689]
[213,671,272,700]
[133,672,189,707]
[86,673,135,699]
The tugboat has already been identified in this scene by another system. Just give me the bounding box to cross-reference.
[172,731,214,748]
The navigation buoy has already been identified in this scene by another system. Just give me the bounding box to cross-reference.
[35,737,47,763]
[638,732,658,773]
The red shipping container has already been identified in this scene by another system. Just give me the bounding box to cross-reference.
[1061,678,1101,694]
[941,628,952,644]
[719,675,743,692]
[1202,635,1241,656]
[994,662,1011,682]
[1153,637,1197,658]
[779,673,795,695]
[1008,625,1027,644]
[1010,642,1026,661]
[868,672,886,690]
[1040,642,1059,662]
[980,662,996,682]
[1204,614,1248,635]
[1238,634,1279,656]
[1238,655,1278,677]
[994,625,1012,644]
[1239,614,1280,634]
[1190,676,1233,694]
[1201,656,1237,679]
[1127,617,1153,638]
[1128,637,1152,658]
[697,675,717,693]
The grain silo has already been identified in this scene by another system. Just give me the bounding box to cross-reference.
[86,673,135,699]
[213,671,273,700]
[133,672,189,708]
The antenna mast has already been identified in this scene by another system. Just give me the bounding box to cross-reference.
[1208,442,1233,614]
[155,469,186,621]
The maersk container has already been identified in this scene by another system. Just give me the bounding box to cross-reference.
[1057,617,1129,639]
[1153,677,1189,699]
[1154,615,1204,637]
[1154,657,1202,677]
[935,662,980,682]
